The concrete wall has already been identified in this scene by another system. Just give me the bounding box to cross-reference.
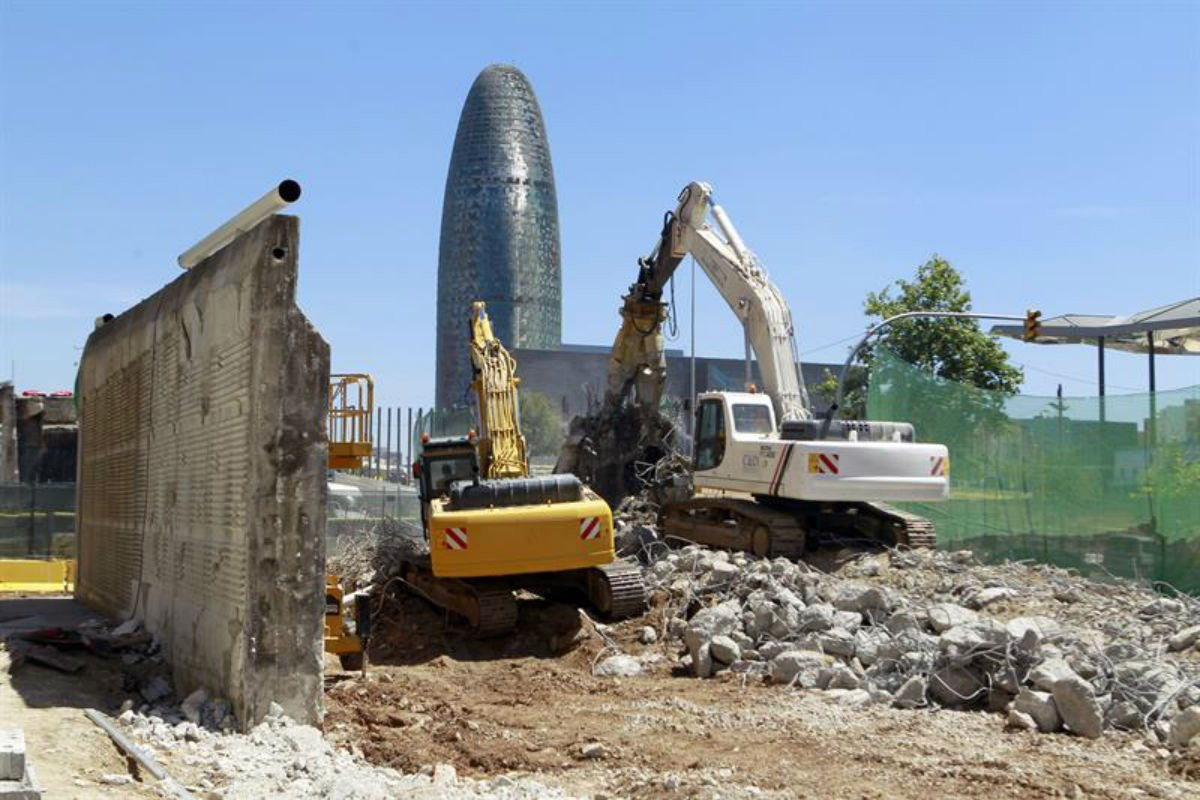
[15,396,77,483]
[0,384,16,482]
[75,215,329,728]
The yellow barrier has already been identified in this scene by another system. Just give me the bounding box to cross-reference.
[0,558,75,593]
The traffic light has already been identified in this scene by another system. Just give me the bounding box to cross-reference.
[1023,309,1042,342]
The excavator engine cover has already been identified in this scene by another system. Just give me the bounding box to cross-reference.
[449,474,584,510]
[780,419,914,443]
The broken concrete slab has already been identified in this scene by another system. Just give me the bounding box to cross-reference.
[0,764,40,800]
[4,642,84,674]
[0,731,23,781]
[75,215,329,730]
[1052,675,1103,739]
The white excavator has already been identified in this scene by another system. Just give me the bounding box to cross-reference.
[558,181,949,556]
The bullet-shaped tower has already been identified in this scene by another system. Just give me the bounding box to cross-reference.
[436,64,562,408]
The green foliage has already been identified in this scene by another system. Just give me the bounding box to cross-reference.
[1142,444,1200,501]
[813,366,866,417]
[839,256,1023,419]
[519,390,565,457]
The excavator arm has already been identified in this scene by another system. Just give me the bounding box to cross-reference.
[561,181,811,501]
[604,181,811,425]
[469,301,529,479]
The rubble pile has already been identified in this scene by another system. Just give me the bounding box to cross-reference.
[119,699,576,799]
[329,518,426,589]
[558,403,688,505]
[636,540,1200,747]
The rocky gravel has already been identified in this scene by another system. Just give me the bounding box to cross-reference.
[621,527,1200,750]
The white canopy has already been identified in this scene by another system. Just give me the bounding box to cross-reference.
[991,297,1200,355]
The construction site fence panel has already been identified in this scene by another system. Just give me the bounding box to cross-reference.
[0,481,75,559]
[867,348,1200,594]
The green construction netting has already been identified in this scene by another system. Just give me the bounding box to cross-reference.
[867,348,1200,593]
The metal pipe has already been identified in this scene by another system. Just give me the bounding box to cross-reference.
[689,256,696,437]
[85,708,196,799]
[375,406,382,478]
[744,326,752,390]
[177,179,302,269]
[710,203,752,266]
[1148,331,1156,394]
[1148,331,1157,447]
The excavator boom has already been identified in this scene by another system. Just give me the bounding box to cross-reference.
[469,301,528,479]
[604,181,810,424]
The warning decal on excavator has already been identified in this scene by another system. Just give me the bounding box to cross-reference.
[579,517,602,540]
[443,527,468,550]
[769,443,796,496]
[930,456,948,477]
[807,453,840,475]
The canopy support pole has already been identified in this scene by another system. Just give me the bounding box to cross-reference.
[1098,336,1106,424]
[1148,331,1157,447]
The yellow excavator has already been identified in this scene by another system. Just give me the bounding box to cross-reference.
[400,301,646,634]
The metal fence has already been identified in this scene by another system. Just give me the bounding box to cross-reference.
[868,347,1200,592]
[0,481,75,559]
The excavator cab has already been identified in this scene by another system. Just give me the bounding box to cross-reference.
[694,394,778,472]
[415,436,479,505]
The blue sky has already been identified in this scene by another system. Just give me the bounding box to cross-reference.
[1,1,1197,408]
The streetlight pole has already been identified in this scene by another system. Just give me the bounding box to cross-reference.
[825,310,1028,436]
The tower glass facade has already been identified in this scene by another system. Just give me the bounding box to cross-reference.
[436,65,562,407]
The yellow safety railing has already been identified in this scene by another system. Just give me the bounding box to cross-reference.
[329,374,374,470]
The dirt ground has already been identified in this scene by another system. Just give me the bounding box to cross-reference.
[0,596,160,799]
[324,588,1199,800]
[4,589,1197,799]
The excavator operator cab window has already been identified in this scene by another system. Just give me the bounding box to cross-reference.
[732,403,774,435]
[694,398,726,472]
[421,449,477,498]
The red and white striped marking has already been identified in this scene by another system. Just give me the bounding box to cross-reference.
[579,516,602,541]
[443,527,468,550]
[930,456,947,477]
[808,452,840,475]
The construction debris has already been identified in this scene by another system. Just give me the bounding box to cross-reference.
[84,708,195,800]
[115,698,577,799]
[637,537,1200,745]
[4,641,83,674]
[0,729,39,800]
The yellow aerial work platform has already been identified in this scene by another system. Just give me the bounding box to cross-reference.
[0,558,75,594]
[328,373,374,470]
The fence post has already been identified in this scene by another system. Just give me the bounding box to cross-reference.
[406,407,413,480]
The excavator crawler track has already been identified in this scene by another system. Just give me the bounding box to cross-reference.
[661,496,807,558]
[400,562,519,637]
[860,502,938,549]
[660,495,937,558]
[473,587,520,636]
[587,560,647,619]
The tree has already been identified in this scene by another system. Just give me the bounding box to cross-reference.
[519,390,565,457]
[830,256,1023,418]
